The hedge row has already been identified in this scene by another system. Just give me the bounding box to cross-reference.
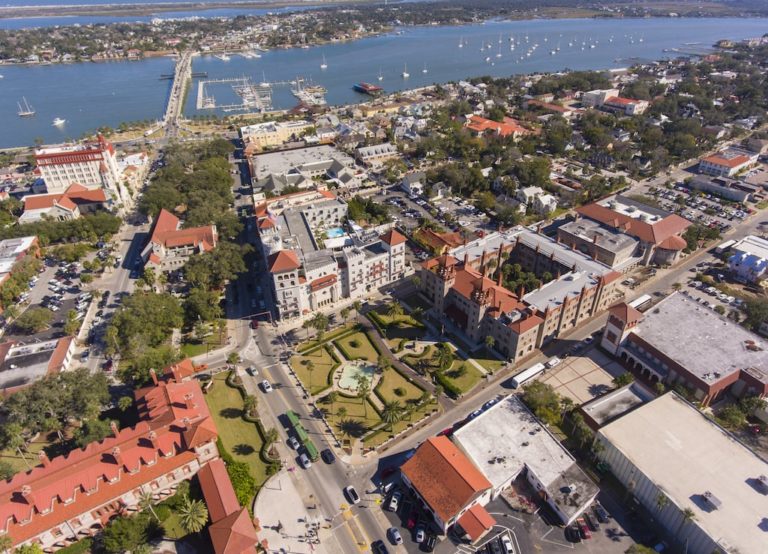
[296,324,361,353]
[367,311,387,335]
[434,370,462,399]
[333,331,382,362]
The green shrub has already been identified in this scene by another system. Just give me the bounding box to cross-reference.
[393,387,406,397]
[434,371,462,398]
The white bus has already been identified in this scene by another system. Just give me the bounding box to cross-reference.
[511,362,546,389]
[628,294,653,312]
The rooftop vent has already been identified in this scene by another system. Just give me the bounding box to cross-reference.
[758,475,768,492]
[703,490,722,509]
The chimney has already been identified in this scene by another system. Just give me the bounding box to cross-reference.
[181,417,191,430]
[519,284,526,297]
[463,250,469,266]
[149,368,158,386]
[110,421,119,438]
[171,364,183,384]
[20,485,34,505]
[480,250,487,274]
[38,451,51,468]
[184,393,196,411]
[556,234,561,244]
[496,243,504,286]
[537,223,544,234]
[148,431,159,450]
[111,447,123,466]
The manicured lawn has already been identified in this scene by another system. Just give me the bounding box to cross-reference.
[401,345,436,373]
[290,345,339,395]
[376,368,426,406]
[319,393,381,440]
[180,322,227,358]
[471,347,506,374]
[335,331,379,362]
[204,374,267,486]
[0,434,53,475]
[371,306,425,350]
[364,403,435,448]
[161,511,186,540]
[441,362,484,394]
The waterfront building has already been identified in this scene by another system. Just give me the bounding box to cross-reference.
[34,136,129,206]
[239,120,313,150]
[580,89,620,108]
[142,209,218,273]
[600,293,768,406]
[255,190,405,320]
[597,392,768,554]
[0,361,259,552]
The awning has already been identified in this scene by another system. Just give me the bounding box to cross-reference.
[456,504,496,542]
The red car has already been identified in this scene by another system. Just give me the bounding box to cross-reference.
[577,517,591,539]
[406,510,418,529]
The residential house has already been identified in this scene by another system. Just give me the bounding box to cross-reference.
[142,209,217,272]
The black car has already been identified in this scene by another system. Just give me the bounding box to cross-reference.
[371,540,389,554]
[321,448,336,464]
[421,534,437,552]
[566,523,582,543]
[584,512,599,531]
[593,503,609,523]
[489,539,502,554]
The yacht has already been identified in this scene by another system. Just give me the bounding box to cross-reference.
[401,64,409,78]
[52,117,66,127]
[17,97,35,117]
[320,54,328,70]
[216,53,231,61]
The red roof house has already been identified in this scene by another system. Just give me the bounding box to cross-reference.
[142,209,217,271]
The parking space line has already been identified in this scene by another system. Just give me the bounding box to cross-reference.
[540,527,574,549]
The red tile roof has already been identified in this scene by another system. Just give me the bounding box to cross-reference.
[658,235,687,251]
[456,504,496,542]
[604,96,637,106]
[701,153,752,168]
[267,250,301,273]
[309,274,337,292]
[0,375,217,546]
[380,229,407,246]
[199,459,259,554]
[149,209,217,252]
[576,203,690,245]
[608,303,643,326]
[466,115,530,138]
[23,184,107,211]
[401,437,491,523]
[415,228,463,251]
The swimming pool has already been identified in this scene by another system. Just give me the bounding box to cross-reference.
[326,227,345,239]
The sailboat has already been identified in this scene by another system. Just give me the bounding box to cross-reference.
[52,117,66,127]
[422,62,428,74]
[496,44,502,58]
[17,97,35,117]
[320,54,327,69]
[458,36,464,48]
[401,63,409,78]
[259,71,269,87]
[377,68,384,81]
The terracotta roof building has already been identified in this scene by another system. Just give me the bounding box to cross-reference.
[575,194,691,266]
[400,436,492,534]
[20,184,108,223]
[419,228,622,364]
[142,209,217,272]
[0,363,225,551]
[698,148,758,177]
[465,115,531,140]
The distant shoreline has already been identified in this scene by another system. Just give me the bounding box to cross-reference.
[0,0,352,19]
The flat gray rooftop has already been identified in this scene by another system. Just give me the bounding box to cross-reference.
[280,209,316,253]
[634,293,768,382]
[599,392,768,554]
[453,395,597,520]
[523,270,601,311]
[252,145,353,180]
[581,382,655,427]
[559,219,638,254]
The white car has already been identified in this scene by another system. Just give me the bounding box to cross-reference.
[287,436,300,450]
[545,357,562,369]
[261,380,273,393]
[388,490,401,512]
[501,535,515,554]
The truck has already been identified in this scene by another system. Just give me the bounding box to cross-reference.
[510,362,546,389]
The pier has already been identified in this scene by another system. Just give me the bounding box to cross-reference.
[163,50,193,138]
[195,76,273,112]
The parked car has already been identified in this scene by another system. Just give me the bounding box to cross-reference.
[566,523,582,542]
[545,357,562,369]
[414,523,426,543]
[593,502,609,523]
[287,436,300,450]
[388,490,402,512]
[260,380,273,393]
[577,517,591,539]
[344,486,361,504]
[422,533,437,552]
[387,528,403,545]
[371,540,390,554]
[584,512,599,531]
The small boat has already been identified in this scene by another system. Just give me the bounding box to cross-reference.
[0,74,4,79]
[377,68,384,81]
[353,82,383,96]
[402,63,409,78]
[52,117,66,127]
[320,54,327,70]
[216,53,230,61]
[485,56,491,62]
[458,36,463,48]
[17,97,35,117]
[422,62,428,74]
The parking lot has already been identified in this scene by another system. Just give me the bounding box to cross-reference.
[377,475,636,554]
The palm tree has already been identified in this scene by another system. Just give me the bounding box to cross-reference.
[377,354,392,373]
[327,391,339,414]
[306,360,315,392]
[484,335,496,351]
[178,497,209,534]
[433,384,444,399]
[244,395,258,417]
[675,507,696,541]
[118,396,133,412]
[387,302,404,321]
[340,307,351,323]
[656,491,669,513]
[435,345,454,372]
[265,427,278,446]
[355,375,371,416]
[410,275,422,289]
[138,490,159,521]
[302,319,313,338]
[352,300,362,317]
[382,400,404,431]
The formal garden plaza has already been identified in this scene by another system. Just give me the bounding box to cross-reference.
[288,298,507,453]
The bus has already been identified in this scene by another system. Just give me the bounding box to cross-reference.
[286,410,300,428]
[294,424,309,443]
[511,362,546,389]
[303,438,319,462]
[628,294,653,312]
